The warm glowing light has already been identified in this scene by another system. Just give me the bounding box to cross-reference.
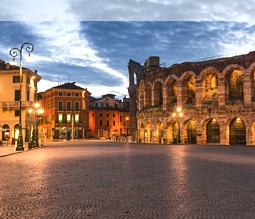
[32,76,36,80]
[35,102,40,108]
[28,108,33,113]
[179,112,183,117]
[38,109,44,114]
[237,117,241,121]
[126,117,129,121]
[172,113,176,117]
[177,107,182,112]
[213,118,216,122]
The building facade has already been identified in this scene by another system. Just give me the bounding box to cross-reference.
[89,94,129,139]
[0,59,41,144]
[40,82,91,140]
[128,51,255,145]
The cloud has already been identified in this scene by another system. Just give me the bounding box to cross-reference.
[0,0,255,22]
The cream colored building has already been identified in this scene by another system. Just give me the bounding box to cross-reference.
[0,59,41,145]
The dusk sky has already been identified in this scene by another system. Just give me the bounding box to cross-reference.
[0,0,255,98]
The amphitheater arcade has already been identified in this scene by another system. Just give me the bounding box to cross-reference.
[128,51,255,145]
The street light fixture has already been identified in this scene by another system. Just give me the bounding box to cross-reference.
[172,107,183,144]
[9,42,34,151]
[28,102,44,147]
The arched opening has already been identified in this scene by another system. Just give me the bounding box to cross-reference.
[172,121,179,144]
[229,118,246,145]
[155,121,163,143]
[139,81,145,110]
[187,120,197,144]
[202,73,218,101]
[166,79,177,107]
[206,119,220,143]
[145,84,152,107]
[154,81,163,106]
[1,124,10,141]
[182,75,196,105]
[228,69,244,102]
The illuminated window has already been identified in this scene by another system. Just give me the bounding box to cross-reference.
[75,114,79,123]
[67,114,71,123]
[58,114,63,123]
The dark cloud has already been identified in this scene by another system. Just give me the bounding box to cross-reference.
[1,21,255,98]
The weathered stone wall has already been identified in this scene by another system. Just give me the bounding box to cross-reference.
[128,52,255,145]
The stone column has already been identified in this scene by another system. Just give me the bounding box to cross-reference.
[243,70,252,107]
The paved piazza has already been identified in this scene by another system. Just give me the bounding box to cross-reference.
[1,141,255,218]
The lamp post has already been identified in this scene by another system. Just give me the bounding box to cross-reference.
[28,102,44,147]
[172,107,183,144]
[10,42,34,151]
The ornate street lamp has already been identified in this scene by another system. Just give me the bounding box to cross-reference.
[10,42,34,151]
[172,107,183,144]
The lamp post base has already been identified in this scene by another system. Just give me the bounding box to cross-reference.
[15,146,24,151]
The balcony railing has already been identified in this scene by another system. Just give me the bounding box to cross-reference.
[1,101,33,108]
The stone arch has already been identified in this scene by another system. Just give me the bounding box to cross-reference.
[184,119,197,144]
[145,83,152,107]
[222,64,245,103]
[247,62,255,101]
[165,75,178,108]
[205,118,220,143]
[228,117,246,145]
[153,79,164,106]
[138,80,145,110]
[199,67,219,103]
[154,120,164,143]
[180,72,196,105]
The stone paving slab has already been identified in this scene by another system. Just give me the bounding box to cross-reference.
[1,141,255,218]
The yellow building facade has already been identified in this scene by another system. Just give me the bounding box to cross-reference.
[0,60,41,145]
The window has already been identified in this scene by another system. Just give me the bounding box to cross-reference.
[100,113,103,117]
[59,92,62,96]
[75,92,79,96]
[120,116,122,122]
[58,114,63,123]
[75,102,80,111]
[106,120,109,127]
[67,92,71,96]
[100,120,103,126]
[113,121,116,126]
[67,102,71,111]
[101,103,104,107]
[58,101,63,111]
[26,76,30,84]
[113,113,115,117]
[106,113,109,117]
[75,114,79,124]
[15,90,20,101]
[95,103,98,107]
[27,90,30,101]
[13,76,22,83]
[15,110,20,116]
[67,114,71,123]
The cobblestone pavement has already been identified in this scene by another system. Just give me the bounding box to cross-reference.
[1,141,255,218]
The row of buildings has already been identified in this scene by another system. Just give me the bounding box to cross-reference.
[0,59,130,145]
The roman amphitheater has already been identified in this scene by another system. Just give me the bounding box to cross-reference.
[128,51,255,145]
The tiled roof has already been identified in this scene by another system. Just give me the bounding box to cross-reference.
[52,82,85,90]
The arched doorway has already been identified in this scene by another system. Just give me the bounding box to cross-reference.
[206,119,220,143]
[1,124,10,141]
[229,118,246,145]
[187,120,197,144]
[172,121,179,144]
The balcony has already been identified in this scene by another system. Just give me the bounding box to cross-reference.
[1,101,33,109]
